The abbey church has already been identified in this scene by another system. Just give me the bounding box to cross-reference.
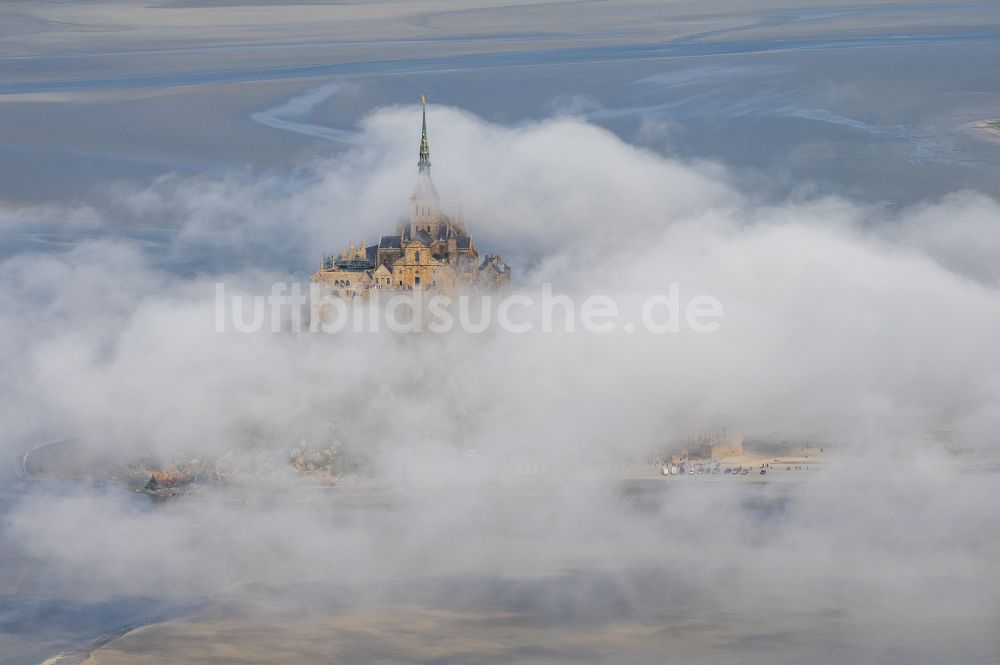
[311,97,511,302]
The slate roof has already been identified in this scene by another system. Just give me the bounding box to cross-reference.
[479,256,509,273]
[413,228,433,245]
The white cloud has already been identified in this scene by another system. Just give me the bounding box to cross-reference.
[2,106,999,648]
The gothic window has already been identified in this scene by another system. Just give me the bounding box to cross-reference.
[415,251,421,261]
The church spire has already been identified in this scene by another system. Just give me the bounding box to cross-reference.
[418,95,431,172]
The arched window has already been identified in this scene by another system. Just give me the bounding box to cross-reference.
[415,251,421,262]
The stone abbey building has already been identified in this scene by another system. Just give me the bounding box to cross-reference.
[311,97,511,302]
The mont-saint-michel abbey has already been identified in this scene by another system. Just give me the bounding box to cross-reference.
[311,97,510,318]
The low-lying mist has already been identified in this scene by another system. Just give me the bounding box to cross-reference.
[1,104,998,662]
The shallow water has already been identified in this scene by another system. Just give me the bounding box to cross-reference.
[0,483,201,665]
[2,2,1000,207]
[3,473,996,664]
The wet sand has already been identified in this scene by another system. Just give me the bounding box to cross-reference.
[970,119,1000,142]
[4,1,1000,206]
[82,607,696,665]
[79,588,997,665]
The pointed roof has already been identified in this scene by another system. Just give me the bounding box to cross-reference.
[412,96,440,206]
[418,95,431,171]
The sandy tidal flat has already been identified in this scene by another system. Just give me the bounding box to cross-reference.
[970,119,1000,142]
